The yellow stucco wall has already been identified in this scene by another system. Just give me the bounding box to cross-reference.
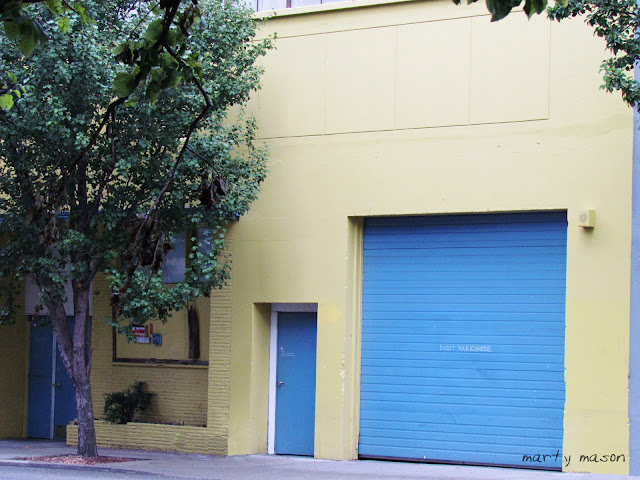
[0,285,27,439]
[226,0,633,474]
[0,320,28,438]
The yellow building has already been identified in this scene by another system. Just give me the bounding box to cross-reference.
[1,0,637,474]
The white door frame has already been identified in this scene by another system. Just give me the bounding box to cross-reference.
[268,303,318,455]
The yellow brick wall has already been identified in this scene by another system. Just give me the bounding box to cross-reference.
[206,230,233,454]
[68,422,219,453]
[90,272,210,427]
[69,232,234,454]
[86,231,233,453]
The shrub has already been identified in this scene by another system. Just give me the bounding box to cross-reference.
[103,381,155,424]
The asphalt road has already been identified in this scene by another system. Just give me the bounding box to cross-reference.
[0,465,206,480]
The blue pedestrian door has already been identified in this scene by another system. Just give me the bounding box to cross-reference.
[359,212,567,469]
[275,312,317,456]
[27,318,77,439]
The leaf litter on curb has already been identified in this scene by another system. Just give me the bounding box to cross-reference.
[15,455,144,465]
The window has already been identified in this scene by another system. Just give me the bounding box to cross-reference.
[162,233,186,284]
[161,229,213,284]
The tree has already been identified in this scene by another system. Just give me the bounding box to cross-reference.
[0,0,270,458]
[0,0,245,110]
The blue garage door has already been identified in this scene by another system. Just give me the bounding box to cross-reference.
[359,212,567,469]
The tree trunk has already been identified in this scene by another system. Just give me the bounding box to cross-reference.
[73,369,98,458]
[48,283,98,458]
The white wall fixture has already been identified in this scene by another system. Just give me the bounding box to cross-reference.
[577,209,596,228]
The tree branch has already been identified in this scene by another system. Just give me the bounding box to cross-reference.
[131,44,213,244]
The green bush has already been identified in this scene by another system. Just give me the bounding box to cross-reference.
[103,381,155,424]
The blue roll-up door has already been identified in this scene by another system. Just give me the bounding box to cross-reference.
[359,212,567,469]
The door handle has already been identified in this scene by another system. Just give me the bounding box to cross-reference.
[277,381,284,387]
[53,382,61,388]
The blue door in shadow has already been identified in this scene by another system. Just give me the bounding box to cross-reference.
[275,312,317,456]
[27,318,77,439]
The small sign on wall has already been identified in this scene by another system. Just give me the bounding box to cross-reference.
[131,325,148,337]
[135,336,150,344]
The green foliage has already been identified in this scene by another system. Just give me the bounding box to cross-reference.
[1,0,47,56]
[548,0,640,110]
[0,0,92,58]
[0,69,25,111]
[113,72,137,98]
[103,381,155,424]
[0,0,89,58]
[0,0,265,113]
[453,0,551,21]
[0,0,271,328]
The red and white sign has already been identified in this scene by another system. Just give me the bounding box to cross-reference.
[132,325,147,337]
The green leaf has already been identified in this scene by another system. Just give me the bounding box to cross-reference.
[166,28,182,47]
[58,16,71,33]
[145,19,164,42]
[162,69,182,89]
[150,67,166,87]
[162,51,179,69]
[7,72,17,84]
[1,1,23,21]
[0,93,14,110]
[113,72,137,98]
[44,0,65,16]
[487,0,522,21]
[73,3,93,25]
[145,80,162,104]
[18,33,38,56]
[3,20,19,40]
[523,0,546,17]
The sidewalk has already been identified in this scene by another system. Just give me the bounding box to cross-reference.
[0,439,639,480]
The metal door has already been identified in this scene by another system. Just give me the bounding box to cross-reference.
[359,212,567,469]
[27,318,77,439]
[275,312,317,455]
[26,322,54,438]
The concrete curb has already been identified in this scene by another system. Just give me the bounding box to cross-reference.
[0,459,147,474]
